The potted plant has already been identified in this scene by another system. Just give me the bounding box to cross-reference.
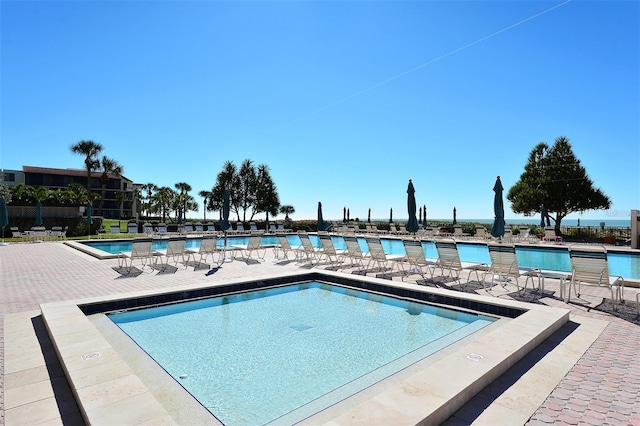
[604,229,616,245]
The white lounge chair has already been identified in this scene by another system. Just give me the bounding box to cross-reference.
[397,239,435,281]
[483,242,541,294]
[347,225,361,235]
[276,223,292,233]
[155,223,168,237]
[369,225,386,234]
[434,239,487,284]
[453,225,470,239]
[474,226,489,240]
[50,226,66,240]
[397,225,409,235]
[565,245,624,311]
[185,235,219,269]
[11,227,29,240]
[110,224,122,236]
[364,237,403,273]
[193,222,204,235]
[297,233,321,265]
[117,238,160,273]
[342,235,370,270]
[235,222,246,234]
[421,227,436,239]
[155,237,189,271]
[232,235,266,262]
[142,223,154,236]
[317,234,347,268]
[127,223,138,235]
[30,226,49,242]
[274,234,303,261]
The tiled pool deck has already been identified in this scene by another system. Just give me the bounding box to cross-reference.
[1,240,639,425]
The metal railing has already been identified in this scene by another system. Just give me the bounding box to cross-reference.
[560,226,631,241]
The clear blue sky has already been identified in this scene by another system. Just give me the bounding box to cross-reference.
[1,0,638,222]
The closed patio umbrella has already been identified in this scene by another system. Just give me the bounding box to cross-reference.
[540,204,546,228]
[343,207,347,223]
[1,198,8,245]
[405,180,419,234]
[317,202,330,232]
[220,189,231,232]
[367,208,371,223]
[347,208,350,222]
[423,204,427,226]
[419,207,422,224]
[219,189,231,264]
[453,207,457,225]
[389,208,393,223]
[491,176,505,238]
[35,201,43,226]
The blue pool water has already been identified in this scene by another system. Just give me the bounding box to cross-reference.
[109,282,494,425]
[82,235,640,279]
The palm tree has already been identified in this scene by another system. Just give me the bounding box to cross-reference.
[280,205,295,220]
[152,187,176,223]
[70,140,103,196]
[97,156,124,216]
[27,186,51,204]
[115,190,128,218]
[9,183,28,204]
[198,190,213,221]
[140,183,158,218]
[50,189,71,205]
[174,182,192,222]
[67,183,89,205]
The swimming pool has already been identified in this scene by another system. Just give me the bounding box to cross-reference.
[109,281,495,425]
[43,271,570,424]
[76,235,640,280]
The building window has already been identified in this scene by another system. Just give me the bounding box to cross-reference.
[3,173,15,182]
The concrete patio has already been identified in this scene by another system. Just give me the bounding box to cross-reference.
[1,239,639,425]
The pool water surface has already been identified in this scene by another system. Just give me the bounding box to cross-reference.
[109,281,494,425]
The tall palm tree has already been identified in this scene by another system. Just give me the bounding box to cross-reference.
[140,183,158,218]
[152,186,176,223]
[174,182,192,222]
[97,156,124,216]
[198,190,213,222]
[115,190,128,218]
[70,140,103,197]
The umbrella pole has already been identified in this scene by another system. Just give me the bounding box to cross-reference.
[223,231,227,263]
[219,231,232,265]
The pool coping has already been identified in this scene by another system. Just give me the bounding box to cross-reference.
[40,269,570,425]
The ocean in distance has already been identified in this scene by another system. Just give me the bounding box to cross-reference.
[369,218,631,227]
